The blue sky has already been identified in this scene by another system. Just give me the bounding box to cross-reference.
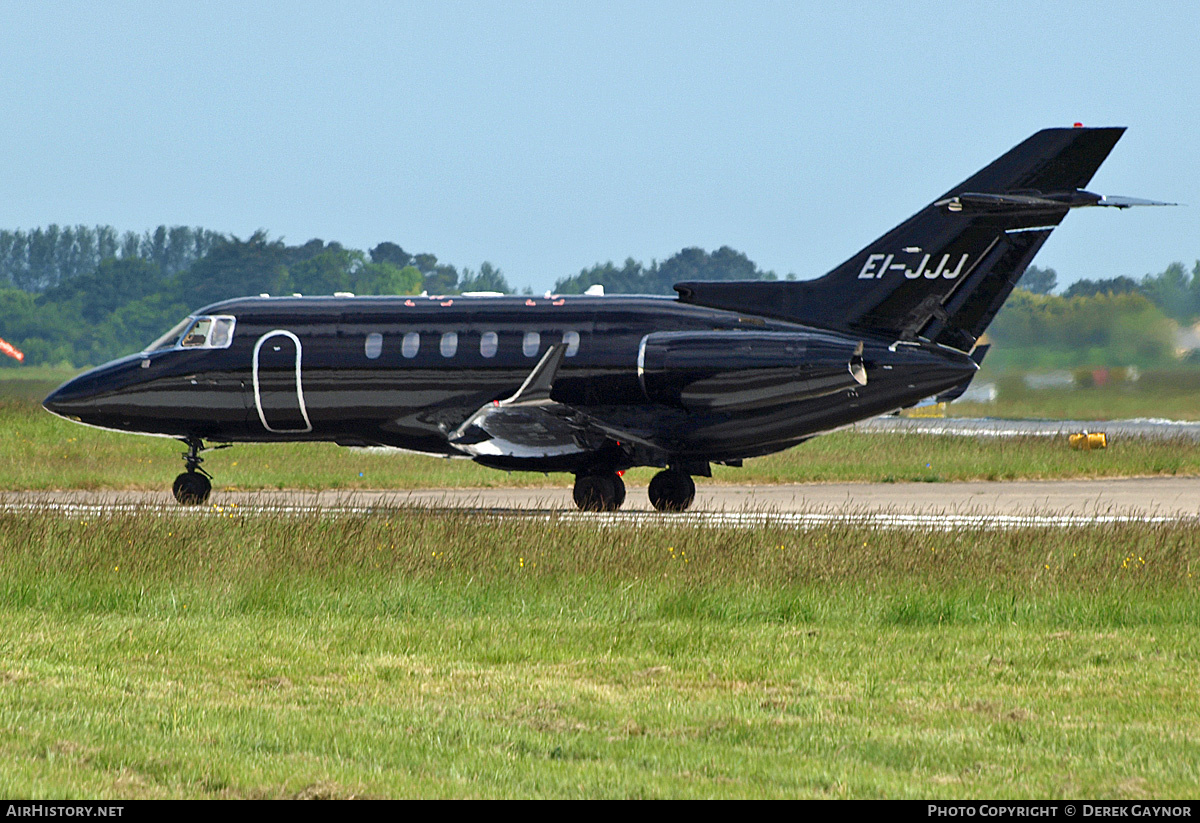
[1,1,1196,292]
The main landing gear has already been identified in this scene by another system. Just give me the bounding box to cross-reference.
[172,437,213,505]
[647,469,696,512]
[570,468,697,512]
[572,470,627,512]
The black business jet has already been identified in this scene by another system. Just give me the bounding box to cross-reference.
[44,126,1167,510]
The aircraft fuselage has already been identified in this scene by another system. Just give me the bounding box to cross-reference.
[44,293,975,473]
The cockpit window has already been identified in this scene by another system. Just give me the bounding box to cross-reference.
[146,315,237,352]
[182,318,213,347]
[209,317,235,348]
[144,317,194,352]
[145,316,194,352]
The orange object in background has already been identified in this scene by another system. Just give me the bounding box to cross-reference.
[1069,431,1108,450]
[0,337,24,362]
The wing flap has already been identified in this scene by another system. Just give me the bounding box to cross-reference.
[448,345,664,461]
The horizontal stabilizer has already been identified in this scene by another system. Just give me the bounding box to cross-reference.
[935,189,1176,214]
[1095,195,1178,209]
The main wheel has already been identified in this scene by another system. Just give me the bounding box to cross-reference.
[610,473,626,509]
[573,473,621,512]
[648,470,695,512]
[172,471,212,505]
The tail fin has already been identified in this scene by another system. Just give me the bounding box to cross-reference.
[675,127,1127,350]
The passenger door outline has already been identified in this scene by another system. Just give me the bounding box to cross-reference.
[252,330,313,433]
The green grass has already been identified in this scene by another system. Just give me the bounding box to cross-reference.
[0,367,80,404]
[6,397,1200,491]
[0,509,1197,798]
[6,363,1199,797]
[953,368,1200,421]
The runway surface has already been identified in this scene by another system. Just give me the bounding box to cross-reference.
[4,476,1198,529]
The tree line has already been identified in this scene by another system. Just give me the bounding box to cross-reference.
[0,222,1194,371]
[0,227,517,367]
[0,228,787,368]
[552,246,785,295]
[0,225,222,292]
[985,288,1178,371]
[1018,262,1200,323]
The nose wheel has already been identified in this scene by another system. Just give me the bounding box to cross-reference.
[572,471,626,511]
[172,471,212,505]
[172,437,215,505]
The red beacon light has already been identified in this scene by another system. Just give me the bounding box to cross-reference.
[1073,122,1083,128]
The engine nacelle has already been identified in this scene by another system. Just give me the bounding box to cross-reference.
[637,330,866,411]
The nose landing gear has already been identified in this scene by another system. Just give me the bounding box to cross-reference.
[172,437,214,505]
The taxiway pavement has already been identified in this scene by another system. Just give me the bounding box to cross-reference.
[2,476,1198,522]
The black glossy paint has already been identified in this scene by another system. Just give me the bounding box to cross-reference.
[44,127,1140,480]
[41,292,975,469]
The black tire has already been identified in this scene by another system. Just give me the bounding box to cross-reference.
[610,473,626,509]
[573,474,618,512]
[648,470,695,512]
[172,472,212,505]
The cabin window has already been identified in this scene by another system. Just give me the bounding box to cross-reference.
[440,331,458,358]
[364,332,383,359]
[402,332,420,358]
[562,330,580,357]
[480,331,498,358]
[523,331,540,357]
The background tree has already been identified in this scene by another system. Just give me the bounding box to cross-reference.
[3,220,1199,371]
[987,290,1176,370]
[1063,276,1141,299]
[554,247,775,295]
[286,246,364,295]
[354,263,423,295]
[1018,265,1057,295]
[176,231,289,304]
[458,261,510,293]
[1139,261,1195,322]
[43,257,165,323]
[369,242,412,269]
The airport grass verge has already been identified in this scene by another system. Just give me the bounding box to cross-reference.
[6,397,1200,491]
[952,367,1200,422]
[1,508,1197,798]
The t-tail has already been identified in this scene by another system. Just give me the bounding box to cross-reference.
[675,127,1171,352]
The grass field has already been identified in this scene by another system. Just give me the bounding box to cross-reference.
[4,369,1199,798]
[0,509,1197,798]
[953,369,1200,422]
[6,396,1200,492]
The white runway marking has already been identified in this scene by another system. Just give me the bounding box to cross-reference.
[2,497,1196,530]
[856,416,1200,440]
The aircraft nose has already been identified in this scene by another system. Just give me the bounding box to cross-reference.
[43,373,102,420]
